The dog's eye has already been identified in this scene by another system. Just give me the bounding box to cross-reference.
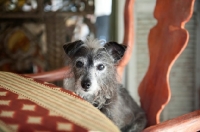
[97,64,105,71]
[76,61,84,68]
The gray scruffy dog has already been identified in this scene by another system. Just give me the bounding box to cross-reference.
[63,38,147,132]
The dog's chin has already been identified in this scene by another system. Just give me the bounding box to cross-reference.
[75,87,99,103]
[75,88,93,97]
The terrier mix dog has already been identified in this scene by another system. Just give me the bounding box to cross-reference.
[63,38,147,132]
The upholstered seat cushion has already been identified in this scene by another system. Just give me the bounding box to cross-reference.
[0,72,119,132]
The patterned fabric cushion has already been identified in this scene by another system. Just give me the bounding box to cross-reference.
[0,72,119,132]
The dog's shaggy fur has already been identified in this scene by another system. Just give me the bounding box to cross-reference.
[63,38,147,132]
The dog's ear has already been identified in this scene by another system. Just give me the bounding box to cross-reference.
[63,40,84,57]
[104,42,127,63]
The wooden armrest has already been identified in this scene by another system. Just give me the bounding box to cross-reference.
[23,66,71,82]
[143,110,200,132]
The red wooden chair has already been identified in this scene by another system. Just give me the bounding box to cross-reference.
[25,0,200,131]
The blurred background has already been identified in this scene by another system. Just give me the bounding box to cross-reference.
[0,0,199,123]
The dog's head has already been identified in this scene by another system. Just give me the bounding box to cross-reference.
[63,38,126,106]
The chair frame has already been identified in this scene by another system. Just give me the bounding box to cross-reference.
[25,0,200,131]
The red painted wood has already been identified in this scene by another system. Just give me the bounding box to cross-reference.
[143,110,200,132]
[117,0,134,79]
[138,0,195,126]
[24,66,71,82]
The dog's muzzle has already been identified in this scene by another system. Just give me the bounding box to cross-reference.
[81,79,91,91]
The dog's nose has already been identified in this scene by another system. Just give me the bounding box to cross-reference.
[81,80,91,90]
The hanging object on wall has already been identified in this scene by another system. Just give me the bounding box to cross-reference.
[0,23,46,73]
[44,0,94,13]
[0,0,38,12]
